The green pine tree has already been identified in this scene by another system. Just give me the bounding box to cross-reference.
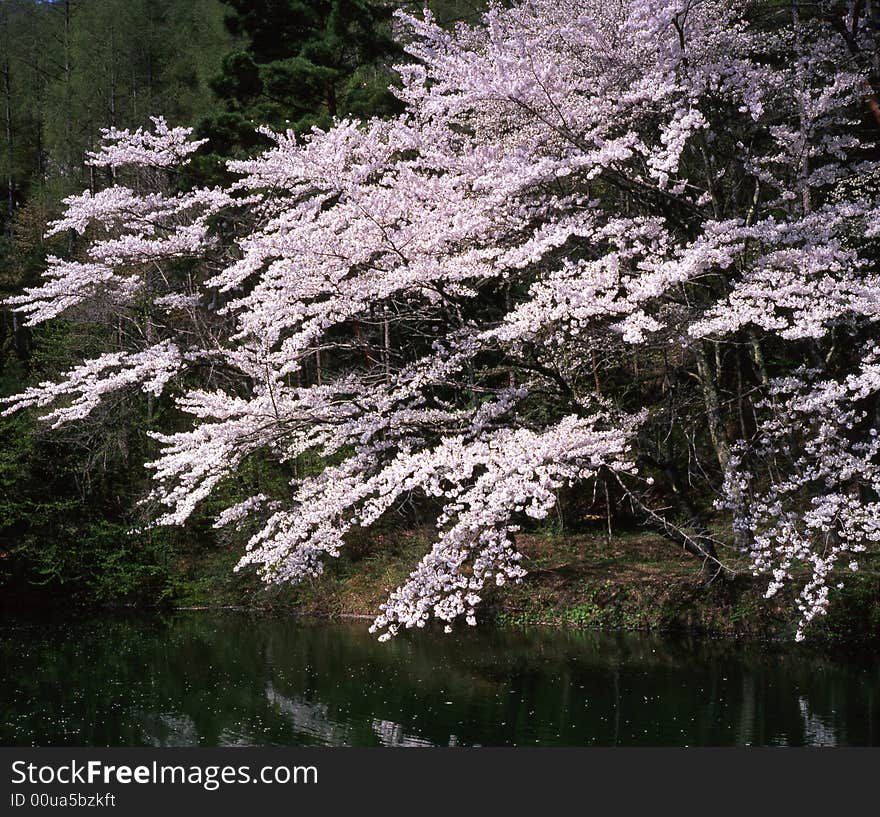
[198,0,404,168]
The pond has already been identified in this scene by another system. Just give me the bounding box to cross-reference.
[1,612,878,746]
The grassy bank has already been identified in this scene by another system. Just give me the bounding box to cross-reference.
[167,527,880,646]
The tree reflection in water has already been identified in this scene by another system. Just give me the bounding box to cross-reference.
[1,612,878,746]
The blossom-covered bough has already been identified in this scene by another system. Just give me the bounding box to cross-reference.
[3,1,879,640]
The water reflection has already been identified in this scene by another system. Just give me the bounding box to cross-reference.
[1,612,878,746]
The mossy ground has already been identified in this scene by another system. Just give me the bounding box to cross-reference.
[167,525,880,647]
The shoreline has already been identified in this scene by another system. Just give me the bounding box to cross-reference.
[4,527,879,650]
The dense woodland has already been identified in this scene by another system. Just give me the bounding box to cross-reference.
[0,0,878,642]
[0,0,428,602]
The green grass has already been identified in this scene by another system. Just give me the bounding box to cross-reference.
[165,524,880,647]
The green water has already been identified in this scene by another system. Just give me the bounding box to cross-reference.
[1,612,878,746]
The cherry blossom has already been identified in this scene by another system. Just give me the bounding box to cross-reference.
[3,0,879,639]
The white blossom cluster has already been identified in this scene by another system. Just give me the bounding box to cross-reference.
[723,350,880,640]
[85,116,208,169]
[1,341,183,428]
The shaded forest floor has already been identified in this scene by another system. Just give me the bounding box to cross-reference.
[168,527,880,647]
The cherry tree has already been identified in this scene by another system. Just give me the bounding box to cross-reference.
[3,1,879,639]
